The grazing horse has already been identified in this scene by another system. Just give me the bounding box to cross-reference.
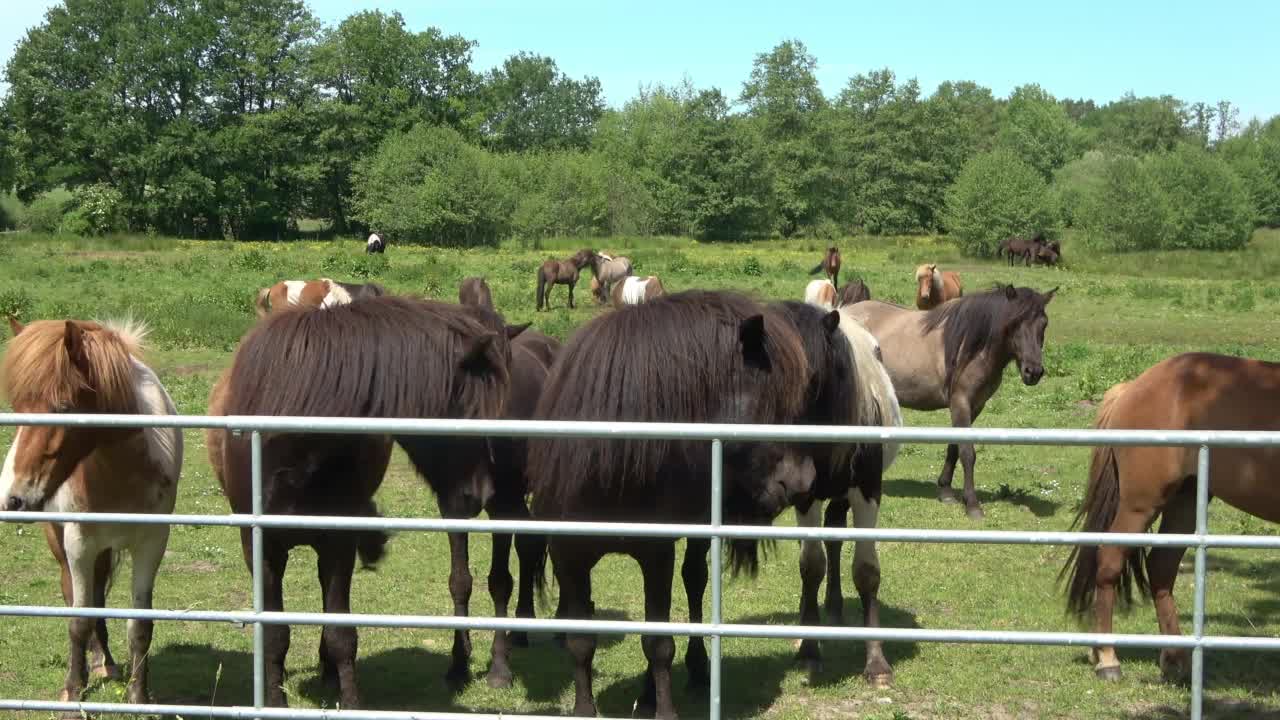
[610,275,666,308]
[998,234,1059,267]
[589,252,634,303]
[838,278,871,306]
[810,246,842,288]
[1061,353,1280,683]
[459,276,494,310]
[536,249,594,311]
[2,317,183,711]
[847,285,1057,519]
[206,295,513,709]
[366,233,385,254]
[1036,240,1062,266]
[804,279,838,309]
[914,263,963,311]
[528,290,816,719]
[254,278,386,318]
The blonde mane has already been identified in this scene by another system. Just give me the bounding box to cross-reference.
[836,309,903,470]
[2,318,146,412]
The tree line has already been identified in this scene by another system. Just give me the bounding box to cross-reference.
[1,0,1277,253]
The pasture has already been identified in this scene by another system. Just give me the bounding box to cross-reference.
[2,230,1280,719]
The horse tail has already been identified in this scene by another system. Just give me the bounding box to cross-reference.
[536,269,546,311]
[254,287,272,318]
[727,538,775,578]
[809,261,824,275]
[1060,382,1147,618]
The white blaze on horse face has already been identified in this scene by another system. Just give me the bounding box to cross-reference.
[0,429,19,505]
[622,276,649,305]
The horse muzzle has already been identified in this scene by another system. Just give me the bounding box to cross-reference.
[1021,365,1045,386]
[3,493,45,513]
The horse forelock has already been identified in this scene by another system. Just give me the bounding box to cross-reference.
[1,319,140,413]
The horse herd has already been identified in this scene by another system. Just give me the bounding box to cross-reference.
[2,241,1278,719]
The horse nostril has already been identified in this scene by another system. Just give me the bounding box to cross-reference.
[4,496,24,512]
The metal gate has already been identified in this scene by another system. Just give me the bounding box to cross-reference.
[4,412,1280,720]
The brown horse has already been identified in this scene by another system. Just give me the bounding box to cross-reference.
[847,285,1057,519]
[528,290,815,719]
[610,275,666,308]
[810,246,842,288]
[1061,353,1280,683]
[206,295,513,708]
[536,249,594,311]
[998,234,1060,267]
[459,276,494,310]
[255,278,386,317]
[2,317,183,712]
[914,263,963,310]
[838,278,871,306]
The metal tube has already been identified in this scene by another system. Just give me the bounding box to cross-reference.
[710,439,723,720]
[0,698,619,720]
[1191,445,1210,720]
[251,431,265,711]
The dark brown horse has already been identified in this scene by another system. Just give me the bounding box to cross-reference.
[838,278,871,306]
[528,290,816,719]
[206,295,513,709]
[536,249,594,311]
[459,276,494,310]
[810,246,842,288]
[998,233,1060,267]
[1062,353,1280,683]
[847,285,1057,519]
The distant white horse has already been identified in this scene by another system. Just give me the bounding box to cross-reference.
[803,279,837,310]
[366,233,385,254]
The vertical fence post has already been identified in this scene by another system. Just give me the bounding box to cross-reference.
[251,430,265,711]
[1191,444,1210,720]
[709,439,723,720]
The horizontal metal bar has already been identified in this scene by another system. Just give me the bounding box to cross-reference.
[0,699,608,720]
[4,605,1280,652]
[4,509,1280,549]
[4,412,1280,447]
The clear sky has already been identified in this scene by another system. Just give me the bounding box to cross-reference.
[4,0,1278,124]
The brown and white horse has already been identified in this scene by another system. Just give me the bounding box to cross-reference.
[610,275,666,308]
[254,278,386,317]
[914,263,963,310]
[810,246,842,288]
[803,279,838,309]
[2,317,183,711]
[588,252,634,303]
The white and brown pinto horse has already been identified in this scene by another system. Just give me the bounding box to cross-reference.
[914,263,963,310]
[1,317,182,710]
[804,279,838,309]
[588,252,633,304]
[254,278,386,317]
[610,275,666,308]
[366,233,386,254]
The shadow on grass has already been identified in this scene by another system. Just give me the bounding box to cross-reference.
[882,475,1060,517]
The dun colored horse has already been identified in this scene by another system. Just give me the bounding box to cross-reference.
[847,285,1056,519]
[207,296,513,708]
[610,275,666,308]
[810,246,842,288]
[459,276,494,310]
[1061,352,1280,683]
[839,278,871,306]
[589,252,634,303]
[2,317,183,711]
[914,264,963,310]
[804,279,838,309]
[536,249,594,311]
[528,290,815,719]
[254,278,386,317]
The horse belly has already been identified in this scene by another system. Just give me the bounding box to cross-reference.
[1209,448,1280,524]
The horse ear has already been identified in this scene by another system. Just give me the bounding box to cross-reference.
[459,332,502,375]
[505,322,531,341]
[7,316,24,336]
[821,310,840,334]
[64,321,89,371]
[1043,286,1059,303]
[739,314,772,372]
[929,263,937,271]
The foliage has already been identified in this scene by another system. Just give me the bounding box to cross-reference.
[70,182,127,236]
[21,188,75,234]
[476,53,604,153]
[1053,150,1109,227]
[1218,117,1280,227]
[0,194,22,230]
[943,149,1058,256]
[996,84,1085,179]
[1147,144,1255,250]
[1075,154,1174,252]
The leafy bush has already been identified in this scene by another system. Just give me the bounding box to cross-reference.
[71,182,126,235]
[508,151,610,240]
[1052,150,1108,227]
[1147,145,1255,250]
[0,194,23,230]
[943,149,1058,257]
[21,188,75,233]
[1075,154,1173,252]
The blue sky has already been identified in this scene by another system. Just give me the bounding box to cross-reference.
[4,0,1278,124]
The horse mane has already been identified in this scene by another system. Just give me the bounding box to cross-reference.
[528,290,807,513]
[2,318,144,412]
[224,295,509,421]
[920,284,1049,393]
[836,310,902,470]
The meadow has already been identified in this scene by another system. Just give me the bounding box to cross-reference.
[2,230,1280,720]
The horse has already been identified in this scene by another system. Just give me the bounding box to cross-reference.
[914,263,963,311]
[588,252,634,303]
[2,316,183,711]
[536,249,594,311]
[610,275,666,309]
[366,233,385,254]
[1036,240,1062,266]
[846,284,1057,519]
[206,295,513,708]
[528,290,816,719]
[810,246,842,288]
[804,279,838,309]
[998,233,1056,267]
[254,278,386,318]
[459,276,494,310]
[838,278,871,306]
[1061,352,1280,683]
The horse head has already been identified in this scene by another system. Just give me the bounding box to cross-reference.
[915,264,937,301]
[1003,285,1057,386]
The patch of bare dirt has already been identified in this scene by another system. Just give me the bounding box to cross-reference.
[169,362,217,376]
[1075,399,1098,412]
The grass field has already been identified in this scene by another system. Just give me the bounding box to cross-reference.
[2,229,1280,719]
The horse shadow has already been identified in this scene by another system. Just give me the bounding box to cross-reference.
[1127,699,1280,720]
[882,476,1060,517]
[148,642,256,707]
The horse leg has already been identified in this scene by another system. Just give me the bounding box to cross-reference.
[795,503,826,677]
[568,281,576,309]
[317,540,362,708]
[635,542,678,720]
[936,443,960,504]
[485,501,516,688]
[45,523,118,680]
[553,539,600,717]
[511,502,545,649]
[852,487,893,687]
[58,533,97,714]
[680,537,710,690]
[1148,484,1197,683]
[823,497,850,625]
[248,530,292,708]
[1092,506,1157,681]
[124,527,168,705]
[446,531,474,687]
[950,401,984,520]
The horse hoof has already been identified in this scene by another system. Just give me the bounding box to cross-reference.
[486,669,514,689]
[865,671,894,689]
[91,664,122,681]
[1096,665,1122,682]
[937,488,959,504]
[965,505,986,521]
[445,665,472,690]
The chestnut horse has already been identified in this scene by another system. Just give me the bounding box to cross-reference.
[610,275,666,308]
[2,317,183,711]
[1062,353,1280,683]
[254,278,386,317]
[810,246,842,288]
[914,264,963,310]
[536,249,594,311]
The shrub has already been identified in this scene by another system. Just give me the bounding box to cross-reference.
[943,149,1058,257]
[1147,144,1255,250]
[21,188,75,233]
[1075,154,1173,252]
[0,194,23,230]
[71,182,127,235]
[1052,150,1108,228]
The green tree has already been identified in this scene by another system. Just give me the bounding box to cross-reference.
[1148,144,1254,249]
[943,148,1057,256]
[1219,117,1280,227]
[997,84,1084,179]
[1081,93,1192,153]
[477,53,603,153]
[1075,154,1173,251]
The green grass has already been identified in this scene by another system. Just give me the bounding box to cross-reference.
[3,230,1280,719]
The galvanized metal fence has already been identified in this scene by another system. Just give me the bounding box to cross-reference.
[4,413,1280,720]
